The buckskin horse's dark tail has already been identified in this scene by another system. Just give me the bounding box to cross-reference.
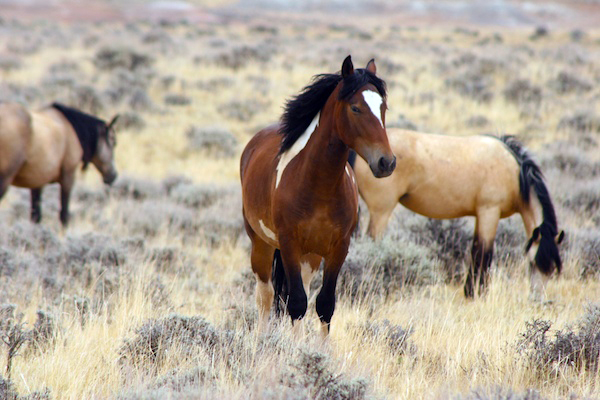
[272,249,288,316]
[500,135,562,275]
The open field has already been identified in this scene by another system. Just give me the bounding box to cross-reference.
[1,1,600,398]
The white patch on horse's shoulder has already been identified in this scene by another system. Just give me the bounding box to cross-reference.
[276,112,320,188]
[259,219,276,241]
[363,90,383,128]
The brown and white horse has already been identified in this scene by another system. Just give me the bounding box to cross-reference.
[240,56,395,336]
[351,129,564,300]
[0,102,118,226]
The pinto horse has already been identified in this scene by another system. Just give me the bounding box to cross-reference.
[351,129,564,300]
[0,102,118,226]
[240,56,396,335]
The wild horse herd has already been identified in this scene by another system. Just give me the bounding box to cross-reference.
[0,55,564,337]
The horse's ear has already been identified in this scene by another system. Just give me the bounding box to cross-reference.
[341,55,354,78]
[107,114,120,131]
[556,230,565,244]
[366,58,376,74]
[525,227,540,252]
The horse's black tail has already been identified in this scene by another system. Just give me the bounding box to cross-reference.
[272,249,288,316]
[500,135,562,275]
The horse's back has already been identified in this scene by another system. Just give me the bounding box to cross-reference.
[11,107,81,188]
[357,129,522,219]
[0,102,32,181]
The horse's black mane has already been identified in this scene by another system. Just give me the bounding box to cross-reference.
[279,68,386,154]
[498,135,562,274]
[52,103,106,167]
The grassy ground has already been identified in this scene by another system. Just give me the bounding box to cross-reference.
[1,3,600,399]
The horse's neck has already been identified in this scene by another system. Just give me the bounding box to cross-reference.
[300,116,349,192]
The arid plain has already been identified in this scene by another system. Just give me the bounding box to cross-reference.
[0,1,599,398]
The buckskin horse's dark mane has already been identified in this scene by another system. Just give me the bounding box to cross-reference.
[52,103,106,167]
[279,68,387,154]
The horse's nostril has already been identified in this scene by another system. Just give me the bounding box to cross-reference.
[390,156,397,171]
[378,157,386,171]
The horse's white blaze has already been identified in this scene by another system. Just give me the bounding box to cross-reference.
[362,90,383,128]
[276,112,320,188]
[259,219,276,241]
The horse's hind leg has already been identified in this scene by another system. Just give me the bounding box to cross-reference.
[250,237,276,334]
[300,253,322,301]
[30,188,43,223]
[0,179,8,200]
[464,208,500,298]
[60,171,75,227]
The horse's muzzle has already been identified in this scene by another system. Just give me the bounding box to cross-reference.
[371,155,396,178]
[103,171,118,185]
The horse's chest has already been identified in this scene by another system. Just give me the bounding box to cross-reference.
[296,215,342,252]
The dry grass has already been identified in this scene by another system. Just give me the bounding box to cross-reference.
[1,3,600,399]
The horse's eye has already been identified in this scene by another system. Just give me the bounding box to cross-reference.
[351,105,360,113]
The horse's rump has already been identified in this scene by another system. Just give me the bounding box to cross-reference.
[0,103,32,177]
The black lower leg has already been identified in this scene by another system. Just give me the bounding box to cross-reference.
[316,275,338,332]
[286,272,307,322]
[464,237,493,298]
[30,188,42,223]
[0,181,7,200]
[60,187,71,226]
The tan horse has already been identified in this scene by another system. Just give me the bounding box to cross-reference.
[351,129,564,300]
[241,56,395,336]
[0,102,118,226]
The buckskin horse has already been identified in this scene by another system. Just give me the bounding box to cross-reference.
[350,129,564,300]
[240,56,396,335]
[0,102,118,226]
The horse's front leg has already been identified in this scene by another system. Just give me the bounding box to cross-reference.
[30,187,43,223]
[59,171,75,227]
[278,243,308,326]
[316,240,350,337]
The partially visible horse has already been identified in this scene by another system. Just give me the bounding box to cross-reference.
[240,56,396,336]
[0,102,118,226]
[350,129,564,300]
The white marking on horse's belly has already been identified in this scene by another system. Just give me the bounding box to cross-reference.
[259,219,277,241]
[275,112,320,188]
[363,90,383,128]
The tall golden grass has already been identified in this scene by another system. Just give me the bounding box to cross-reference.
[1,10,599,399]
